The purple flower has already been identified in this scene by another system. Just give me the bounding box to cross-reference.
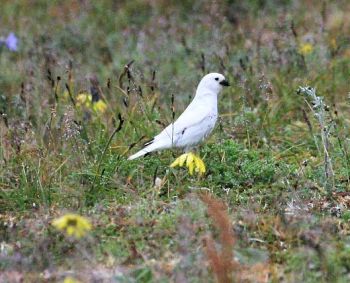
[5,32,18,51]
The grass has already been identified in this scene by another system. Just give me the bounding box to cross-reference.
[1,0,350,281]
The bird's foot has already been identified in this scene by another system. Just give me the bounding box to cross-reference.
[170,152,206,175]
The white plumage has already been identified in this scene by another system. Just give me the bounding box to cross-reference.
[128,73,229,160]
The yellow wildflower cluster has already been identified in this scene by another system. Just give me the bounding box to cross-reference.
[52,213,92,238]
[170,152,206,175]
[76,92,92,107]
[298,43,314,55]
[93,100,108,113]
[76,92,107,113]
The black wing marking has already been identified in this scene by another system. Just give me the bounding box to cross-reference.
[143,138,154,147]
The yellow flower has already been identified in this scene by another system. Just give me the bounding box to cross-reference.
[170,152,206,175]
[76,92,92,108]
[63,277,81,283]
[298,43,314,55]
[52,214,92,238]
[93,100,107,113]
[76,92,107,113]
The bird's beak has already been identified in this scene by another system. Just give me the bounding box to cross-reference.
[220,79,230,86]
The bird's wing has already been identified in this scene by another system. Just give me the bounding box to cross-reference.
[128,92,217,160]
[154,100,216,148]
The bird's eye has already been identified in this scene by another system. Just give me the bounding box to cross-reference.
[215,77,219,81]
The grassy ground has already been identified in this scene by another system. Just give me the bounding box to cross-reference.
[1,0,350,282]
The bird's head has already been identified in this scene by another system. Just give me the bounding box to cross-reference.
[197,73,230,94]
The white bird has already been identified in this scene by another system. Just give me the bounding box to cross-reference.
[128,73,229,160]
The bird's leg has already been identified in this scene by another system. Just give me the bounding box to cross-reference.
[184,146,197,156]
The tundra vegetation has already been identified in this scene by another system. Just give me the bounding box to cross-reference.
[1,1,350,282]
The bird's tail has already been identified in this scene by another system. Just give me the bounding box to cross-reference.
[128,139,162,160]
[128,148,149,160]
